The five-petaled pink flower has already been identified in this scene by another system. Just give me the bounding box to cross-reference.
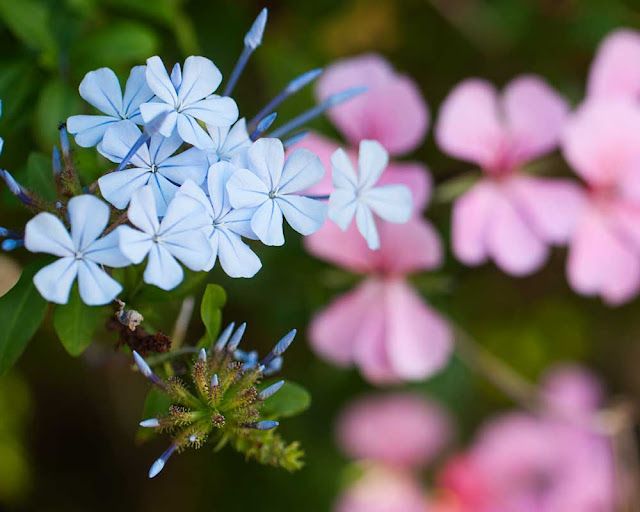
[435,76,584,276]
[293,54,451,383]
[435,365,616,512]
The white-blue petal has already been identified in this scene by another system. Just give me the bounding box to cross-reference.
[361,184,413,223]
[226,168,270,209]
[145,56,178,106]
[24,213,74,257]
[251,199,284,246]
[162,229,211,271]
[176,113,215,150]
[99,167,151,210]
[276,195,326,236]
[159,190,209,236]
[355,203,379,250]
[149,173,179,217]
[68,195,110,251]
[148,131,183,165]
[128,186,160,234]
[84,229,131,268]
[328,188,357,230]
[180,97,238,128]
[78,68,123,118]
[206,161,236,218]
[67,115,118,148]
[177,56,222,106]
[278,148,325,194]
[123,65,155,119]
[247,138,284,190]
[77,260,122,306]
[217,228,262,278]
[139,103,178,137]
[118,225,153,264]
[330,147,358,189]
[144,244,184,291]
[357,140,388,190]
[98,120,151,168]
[33,257,78,304]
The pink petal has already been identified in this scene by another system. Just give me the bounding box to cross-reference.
[561,99,640,188]
[290,132,338,196]
[587,29,640,100]
[317,54,429,156]
[506,175,587,244]
[502,75,569,164]
[308,278,382,366]
[435,79,506,171]
[486,188,549,276]
[567,205,640,305]
[452,181,497,266]
[383,278,453,381]
[541,364,604,419]
[336,393,452,468]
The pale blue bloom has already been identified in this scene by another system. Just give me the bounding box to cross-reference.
[24,195,130,305]
[140,56,239,146]
[98,120,208,216]
[67,66,154,147]
[328,140,413,250]
[197,118,252,165]
[176,162,261,278]
[226,138,326,246]
[118,184,212,291]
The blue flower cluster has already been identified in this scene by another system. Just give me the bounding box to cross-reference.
[1,8,413,307]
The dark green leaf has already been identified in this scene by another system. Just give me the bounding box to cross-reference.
[0,264,48,375]
[200,284,226,346]
[136,388,173,442]
[52,286,106,357]
[261,381,311,419]
[34,79,80,150]
[24,152,56,201]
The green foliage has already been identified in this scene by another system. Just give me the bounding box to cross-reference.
[200,284,227,346]
[34,80,80,149]
[234,430,305,472]
[136,388,174,442]
[261,381,311,419]
[52,286,106,356]
[24,152,56,201]
[0,263,48,375]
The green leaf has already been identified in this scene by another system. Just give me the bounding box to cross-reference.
[261,381,311,419]
[34,79,80,150]
[52,286,105,357]
[73,21,158,71]
[136,388,173,442]
[0,264,48,376]
[199,284,226,345]
[24,152,56,201]
[0,0,58,68]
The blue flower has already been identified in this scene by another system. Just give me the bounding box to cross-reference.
[117,184,212,291]
[67,66,154,147]
[226,138,326,246]
[139,56,239,146]
[198,118,252,165]
[176,163,262,278]
[328,140,413,250]
[98,120,208,216]
[24,195,130,305]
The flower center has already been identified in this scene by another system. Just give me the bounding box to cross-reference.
[74,250,84,260]
[150,164,158,173]
[269,189,278,199]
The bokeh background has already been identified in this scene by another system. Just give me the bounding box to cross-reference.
[0,0,639,510]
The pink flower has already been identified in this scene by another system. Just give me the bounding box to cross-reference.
[334,466,429,512]
[317,53,429,156]
[561,99,640,304]
[587,29,640,101]
[336,393,452,469]
[435,76,584,276]
[437,365,616,512]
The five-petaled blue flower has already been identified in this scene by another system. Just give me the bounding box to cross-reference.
[140,56,239,147]
[198,118,252,165]
[67,66,154,148]
[226,138,326,246]
[24,195,130,305]
[328,140,413,250]
[98,120,208,216]
[177,162,262,278]
[118,184,212,291]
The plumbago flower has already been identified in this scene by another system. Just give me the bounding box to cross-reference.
[117,184,212,290]
[328,140,412,250]
[176,163,262,278]
[67,66,154,147]
[24,195,130,305]
[435,365,616,512]
[133,321,304,477]
[97,120,208,215]
[435,76,584,276]
[140,56,239,146]
[227,138,327,246]
[197,118,252,165]
[307,170,451,384]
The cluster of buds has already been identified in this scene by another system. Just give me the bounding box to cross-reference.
[133,322,303,478]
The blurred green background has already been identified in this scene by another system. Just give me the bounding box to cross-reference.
[1,0,640,510]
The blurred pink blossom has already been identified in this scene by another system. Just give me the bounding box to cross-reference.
[561,100,640,304]
[587,29,640,100]
[335,466,429,512]
[435,76,584,276]
[336,393,452,469]
[293,54,451,383]
[436,365,616,512]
